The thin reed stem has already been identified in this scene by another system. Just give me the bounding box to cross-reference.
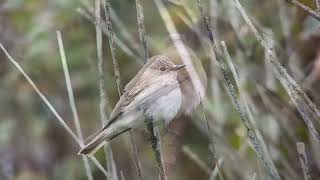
[76,7,143,65]
[182,146,211,175]
[94,1,118,179]
[296,142,312,180]
[196,0,280,179]
[209,158,224,180]
[135,0,149,63]
[153,0,205,96]
[0,41,112,179]
[221,40,279,180]
[199,96,224,180]
[233,0,320,144]
[102,1,144,179]
[56,31,94,180]
[103,0,123,96]
[134,1,164,180]
[146,120,166,180]
[286,0,320,21]
[0,42,80,145]
[316,0,320,12]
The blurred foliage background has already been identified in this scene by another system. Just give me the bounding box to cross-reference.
[1,0,320,180]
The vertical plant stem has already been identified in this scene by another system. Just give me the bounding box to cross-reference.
[110,8,142,55]
[196,0,280,179]
[286,0,320,21]
[233,0,320,144]
[56,31,94,180]
[316,0,320,12]
[221,40,279,180]
[296,142,312,180]
[0,42,112,179]
[104,0,123,96]
[134,0,164,179]
[103,1,144,179]
[0,43,80,145]
[76,7,143,65]
[120,170,126,180]
[94,1,118,180]
[135,0,149,63]
[182,146,211,175]
[146,120,166,180]
[153,0,205,96]
[199,96,224,180]
[209,158,224,180]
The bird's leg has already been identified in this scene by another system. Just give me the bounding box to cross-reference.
[145,118,166,180]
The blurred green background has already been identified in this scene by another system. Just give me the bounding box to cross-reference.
[1,0,320,180]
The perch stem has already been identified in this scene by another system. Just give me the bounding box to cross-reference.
[145,119,166,180]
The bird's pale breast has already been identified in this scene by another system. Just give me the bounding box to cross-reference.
[144,87,182,124]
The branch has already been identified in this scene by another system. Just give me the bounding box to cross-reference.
[146,119,166,180]
[103,0,124,96]
[56,31,94,180]
[102,1,144,179]
[0,41,113,179]
[316,0,320,12]
[135,0,149,63]
[296,142,312,180]
[94,1,118,179]
[286,0,320,21]
[196,0,280,179]
[233,0,320,144]
[199,96,224,180]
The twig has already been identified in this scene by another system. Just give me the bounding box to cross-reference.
[296,142,312,180]
[76,7,143,65]
[80,0,143,61]
[134,1,162,179]
[316,0,320,12]
[146,120,166,180]
[286,0,320,21]
[110,8,142,55]
[209,158,224,180]
[102,1,144,179]
[135,0,149,63]
[0,42,112,179]
[221,40,279,180]
[94,1,118,179]
[103,0,123,96]
[90,155,113,178]
[56,31,94,180]
[199,96,224,180]
[128,132,144,179]
[182,146,211,175]
[233,0,320,144]
[120,170,125,180]
[0,42,80,145]
[196,0,280,179]
[252,172,257,180]
[153,0,205,97]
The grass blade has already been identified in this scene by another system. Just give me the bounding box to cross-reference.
[196,0,280,179]
[296,142,312,180]
[233,0,320,144]
[56,31,94,180]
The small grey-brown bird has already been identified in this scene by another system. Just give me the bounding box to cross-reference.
[78,47,206,155]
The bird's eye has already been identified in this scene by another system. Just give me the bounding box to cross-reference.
[160,67,166,71]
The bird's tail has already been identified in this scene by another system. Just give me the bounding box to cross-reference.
[78,127,130,155]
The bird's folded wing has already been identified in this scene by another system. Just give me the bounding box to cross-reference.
[104,82,178,128]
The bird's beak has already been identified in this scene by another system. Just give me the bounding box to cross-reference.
[173,64,186,70]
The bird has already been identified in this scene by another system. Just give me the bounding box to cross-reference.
[78,55,188,155]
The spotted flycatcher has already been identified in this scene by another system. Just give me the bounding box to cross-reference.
[79,55,186,155]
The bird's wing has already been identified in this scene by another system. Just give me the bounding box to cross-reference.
[82,85,144,146]
[123,56,159,92]
[103,84,145,129]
